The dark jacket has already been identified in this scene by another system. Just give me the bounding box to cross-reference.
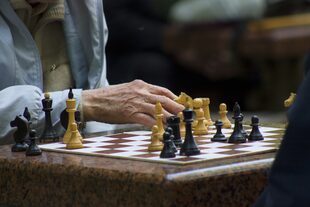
[254,51,310,207]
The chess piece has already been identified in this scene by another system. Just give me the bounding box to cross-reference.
[233,102,248,138]
[63,88,77,144]
[177,112,186,138]
[66,123,84,149]
[154,101,165,141]
[167,116,183,147]
[174,92,193,109]
[60,89,82,132]
[248,115,264,141]
[284,92,296,108]
[284,92,296,127]
[228,113,246,143]
[193,98,208,136]
[180,108,200,156]
[165,127,177,153]
[219,103,231,128]
[10,115,29,152]
[211,120,227,142]
[60,109,82,129]
[239,114,248,139]
[202,98,213,126]
[26,130,42,156]
[160,130,176,158]
[148,126,163,151]
[23,107,31,123]
[41,93,59,142]
[23,107,32,145]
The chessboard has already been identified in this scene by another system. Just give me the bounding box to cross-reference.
[39,125,285,165]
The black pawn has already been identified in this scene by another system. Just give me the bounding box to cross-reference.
[228,115,246,143]
[10,115,29,152]
[180,108,200,156]
[248,116,264,141]
[167,116,183,147]
[160,131,176,158]
[165,127,177,153]
[26,130,42,156]
[41,93,59,142]
[211,120,227,142]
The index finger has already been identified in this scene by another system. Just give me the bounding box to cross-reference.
[147,84,177,100]
[147,94,184,115]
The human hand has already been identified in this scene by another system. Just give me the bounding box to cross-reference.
[82,80,184,127]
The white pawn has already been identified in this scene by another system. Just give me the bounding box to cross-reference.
[148,126,164,151]
[192,98,202,128]
[66,123,83,149]
[202,98,213,126]
[154,101,165,141]
[193,99,208,135]
[219,103,232,129]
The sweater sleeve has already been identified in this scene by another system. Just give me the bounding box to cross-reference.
[0,85,81,144]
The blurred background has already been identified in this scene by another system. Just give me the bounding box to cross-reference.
[103,0,310,112]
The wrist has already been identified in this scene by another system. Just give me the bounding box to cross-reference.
[81,89,95,122]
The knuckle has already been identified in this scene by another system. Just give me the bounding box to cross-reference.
[158,96,169,105]
[132,79,145,86]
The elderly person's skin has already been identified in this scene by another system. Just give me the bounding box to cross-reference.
[82,80,185,127]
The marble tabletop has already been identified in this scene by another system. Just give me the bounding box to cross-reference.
[0,112,286,207]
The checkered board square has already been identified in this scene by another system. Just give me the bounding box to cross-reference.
[39,125,285,165]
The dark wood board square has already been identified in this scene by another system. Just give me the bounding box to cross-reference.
[95,149,126,154]
[82,140,95,144]
[196,141,211,145]
[219,145,247,150]
[99,144,128,149]
[105,139,132,144]
[58,146,90,150]
[105,133,138,138]
[136,149,152,152]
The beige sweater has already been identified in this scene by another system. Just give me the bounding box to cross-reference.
[10,0,74,92]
